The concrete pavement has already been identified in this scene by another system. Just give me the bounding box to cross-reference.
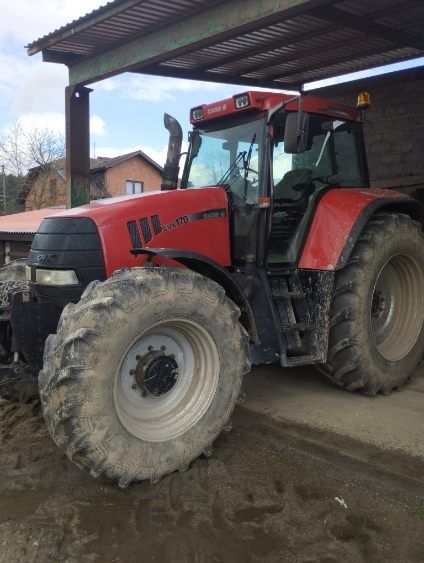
[243,364,424,463]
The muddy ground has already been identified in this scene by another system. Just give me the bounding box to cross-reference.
[1,398,424,563]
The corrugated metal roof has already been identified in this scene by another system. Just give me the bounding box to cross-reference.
[27,0,424,90]
[0,208,65,235]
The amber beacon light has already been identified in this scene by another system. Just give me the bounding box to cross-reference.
[357,92,371,110]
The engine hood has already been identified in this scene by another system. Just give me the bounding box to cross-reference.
[50,187,226,227]
[47,187,232,276]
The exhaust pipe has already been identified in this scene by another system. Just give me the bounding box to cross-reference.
[161,113,183,191]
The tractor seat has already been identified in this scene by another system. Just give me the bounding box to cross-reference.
[273,168,313,203]
[270,168,314,261]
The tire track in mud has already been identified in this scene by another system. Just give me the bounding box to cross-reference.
[1,399,424,562]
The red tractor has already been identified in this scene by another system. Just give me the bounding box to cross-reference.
[1,91,423,486]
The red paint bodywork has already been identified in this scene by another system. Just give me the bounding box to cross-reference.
[52,188,231,276]
[298,188,410,270]
[48,91,412,276]
[190,91,361,125]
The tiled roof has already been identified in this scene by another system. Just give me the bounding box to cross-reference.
[0,208,65,234]
[90,150,163,173]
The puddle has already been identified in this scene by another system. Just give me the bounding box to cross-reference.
[0,489,49,521]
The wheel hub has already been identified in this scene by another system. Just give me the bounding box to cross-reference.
[371,252,424,361]
[371,290,386,318]
[133,350,179,396]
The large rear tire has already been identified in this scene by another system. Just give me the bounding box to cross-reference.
[319,213,424,395]
[39,267,250,486]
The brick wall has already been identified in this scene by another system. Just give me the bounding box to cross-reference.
[104,157,162,196]
[25,172,66,211]
[333,78,424,187]
[25,155,163,210]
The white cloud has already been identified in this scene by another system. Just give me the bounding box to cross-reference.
[0,0,104,46]
[94,75,222,103]
[90,115,106,136]
[1,112,106,138]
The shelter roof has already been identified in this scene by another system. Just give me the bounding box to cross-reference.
[27,0,424,90]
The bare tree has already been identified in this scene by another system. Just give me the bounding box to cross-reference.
[0,121,65,213]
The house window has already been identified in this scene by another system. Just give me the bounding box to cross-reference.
[49,178,58,199]
[126,180,143,194]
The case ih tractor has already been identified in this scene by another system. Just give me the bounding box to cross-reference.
[0,91,423,486]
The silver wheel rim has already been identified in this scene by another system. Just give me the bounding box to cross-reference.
[371,252,424,362]
[113,319,220,442]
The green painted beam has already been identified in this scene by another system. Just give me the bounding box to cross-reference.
[139,66,300,92]
[69,0,333,85]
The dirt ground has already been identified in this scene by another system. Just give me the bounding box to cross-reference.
[1,398,424,563]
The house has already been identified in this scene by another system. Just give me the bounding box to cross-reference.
[0,208,65,266]
[20,150,163,211]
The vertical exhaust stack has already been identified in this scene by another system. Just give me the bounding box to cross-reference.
[161,113,183,191]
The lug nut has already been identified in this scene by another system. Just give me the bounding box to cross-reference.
[130,369,135,375]
[160,345,166,351]
[148,345,154,351]
[136,354,141,361]
[131,384,137,390]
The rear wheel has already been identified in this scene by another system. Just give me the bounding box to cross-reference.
[39,267,250,486]
[319,213,424,395]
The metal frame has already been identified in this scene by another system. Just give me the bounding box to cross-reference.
[26,0,424,206]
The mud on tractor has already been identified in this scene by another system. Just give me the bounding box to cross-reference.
[0,91,423,486]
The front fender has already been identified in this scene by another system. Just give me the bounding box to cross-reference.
[131,247,258,343]
[298,189,423,271]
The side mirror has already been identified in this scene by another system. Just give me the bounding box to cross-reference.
[284,112,310,154]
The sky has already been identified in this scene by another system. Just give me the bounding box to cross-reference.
[0,0,248,168]
[2,0,424,170]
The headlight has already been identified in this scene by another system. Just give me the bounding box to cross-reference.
[35,269,79,286]
[234,94,250,109]
[191,107,204,121]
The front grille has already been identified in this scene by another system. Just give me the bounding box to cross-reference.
[127,220,142,248]
[140,218,152,243]
[28,217,106,302]
[151,215,162,235]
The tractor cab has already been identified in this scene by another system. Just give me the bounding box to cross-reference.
[182,91,369,266]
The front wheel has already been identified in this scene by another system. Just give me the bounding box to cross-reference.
[319,212,424,395]
[39,267,250,486]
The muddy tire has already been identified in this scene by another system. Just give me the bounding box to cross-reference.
[319,213,424,395]
[0,259,36,403]
[0,258,27,284]
[39,267,250,486]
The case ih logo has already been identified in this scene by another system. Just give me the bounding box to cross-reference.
[207,104,227,115]
[127,208,226,248]
[37,254,56,263]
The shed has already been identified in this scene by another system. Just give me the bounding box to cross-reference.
[0,208,64,266]
[26,0,424,206]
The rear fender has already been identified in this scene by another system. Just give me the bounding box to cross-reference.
[298,189,424,271]
[131,248,258,343]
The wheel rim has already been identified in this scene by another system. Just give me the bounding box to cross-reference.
[371,252,424,362]
[113,319,220,442]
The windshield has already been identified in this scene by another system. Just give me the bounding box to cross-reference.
[272,114,368,195]
[183,115,265,205]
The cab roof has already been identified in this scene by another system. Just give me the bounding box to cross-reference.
[190,91,361,125]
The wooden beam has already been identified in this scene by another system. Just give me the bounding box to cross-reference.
[234,1,423,76]
[137,65,300,91]
[196,24,339,72]
[264,43,398,82]
[65,86,91,208]
[310,6,424,51]
[68,0,336,85]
